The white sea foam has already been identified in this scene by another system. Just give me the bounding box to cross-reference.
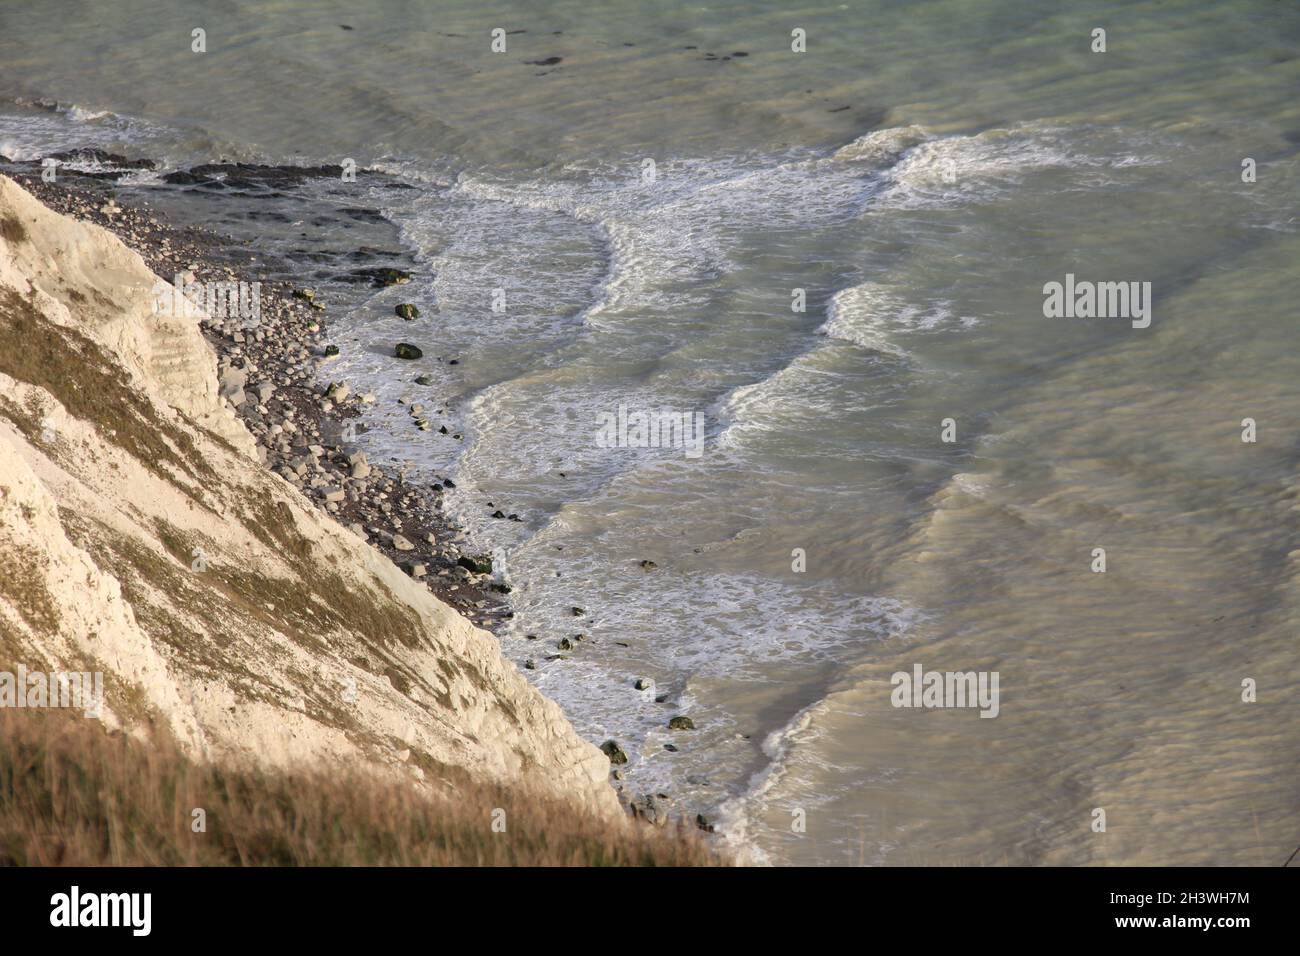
[713,700,826,866]
[876,124,1167,209]
[487,531,917,831]
[0,99,212,172]
[817,282,977,356]
[830,125,931,164]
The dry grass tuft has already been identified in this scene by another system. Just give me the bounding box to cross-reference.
[0,216,26,245]
[0,710,724,866]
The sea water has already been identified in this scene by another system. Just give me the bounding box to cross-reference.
[3,0,1298,865]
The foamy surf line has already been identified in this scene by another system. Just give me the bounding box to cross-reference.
[714,700,825,867]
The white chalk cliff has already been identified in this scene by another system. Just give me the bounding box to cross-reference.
[0,174,620,819]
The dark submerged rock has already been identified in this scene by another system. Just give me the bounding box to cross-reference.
[352,266,412,287]
[162,170,216,186]
[600,740,629,765]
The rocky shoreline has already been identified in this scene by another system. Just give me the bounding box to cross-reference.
[2,163,512,632]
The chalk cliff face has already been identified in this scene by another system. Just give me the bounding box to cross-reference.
[0,174,619,819]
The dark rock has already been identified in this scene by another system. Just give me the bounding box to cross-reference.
[324,344,340,357]
[351,266,412,287]
[395,303,419,320]
[187,161,346,187]
[695,814,714,833]
[668,716,695,731]
[640,559,658,570]
[415,374,432,385]
[341,207,385,223]
[628,793,672,827]
[558,637,574,651]
[525,56,563,66]
[664,744,679,752]
[346,245,404,261]
[394,343,423,359]
[634,678,653,691]
[600,740,629,765]
[457,554,493,574]
[50,148,155,170]
[571,606,585,617]
[162,170,216,186]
